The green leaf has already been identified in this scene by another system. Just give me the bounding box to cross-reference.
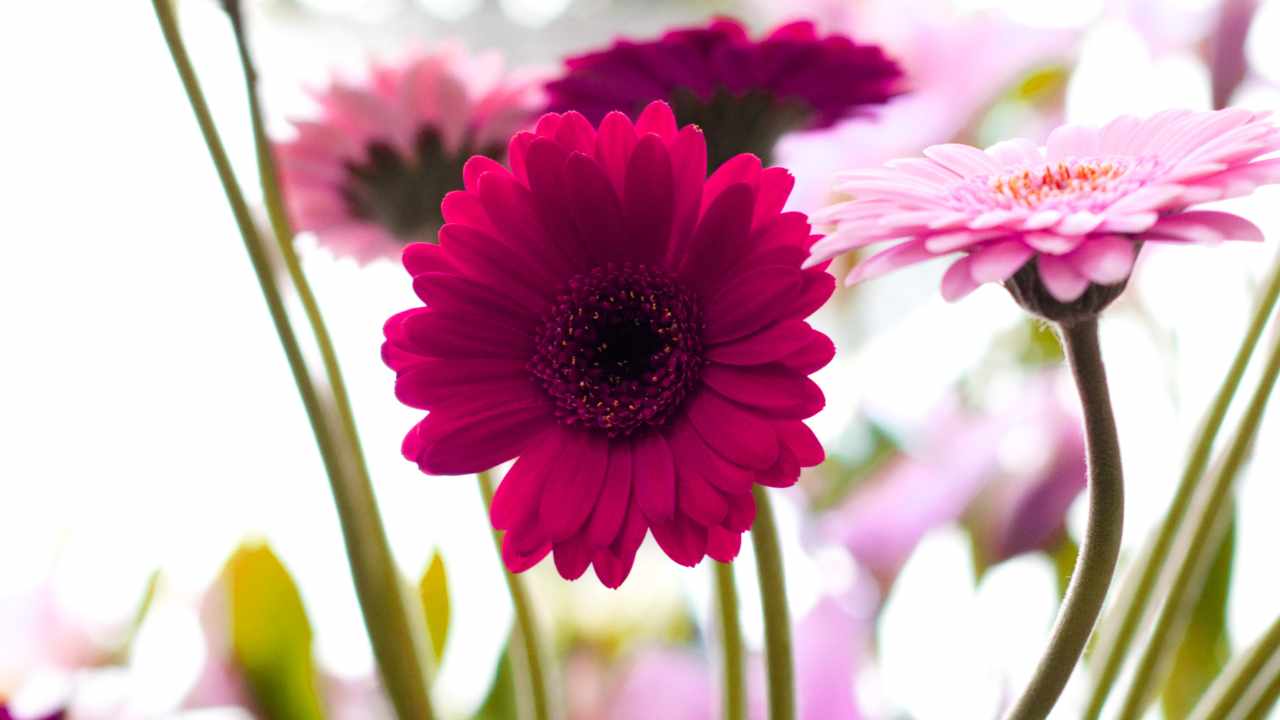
[1050,534,1080,601]
[223,543,326,720]
[472,641,519,720]
[419,552,450,664]
[1186,615,1280,720]
[1162,514,1235,720]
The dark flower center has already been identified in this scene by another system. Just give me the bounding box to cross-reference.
[341,127,501,242]
[669,87,812,170]
[530,264,705,437]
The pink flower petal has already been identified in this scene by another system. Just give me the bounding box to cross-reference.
[666,419,754,495]
[538,431,609,541]
[968,240,1036,283]
[1145,210,1264,244]
[411,398,550,475]
[687,391,780,470]
[846,240,935,286]
[490,429,562,530]
[1036,255,1090,302]
[1055,211,1105,235]
[1096,212,1158,234]
[941,256,980,302]
[705,266,802,343]
[1023,232,1083,255]
[651,515,708,567]
[703,366,824,419]
[985,138,1042,168]
[678,469,729,526]
[623,135,675,264]
[586,445,632,547]
[1046,124,1101,161]
[633,432,676,523]
[1069,236,1137,285]
[595,111,638,193]
[706,320,819,366]
[923,143,1002,177]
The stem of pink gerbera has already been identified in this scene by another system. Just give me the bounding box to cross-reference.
[1005,318,1124,720]
[713,562,746,720]
[478,470,552,720]
[752,486,795,720]
[150,3,437,719]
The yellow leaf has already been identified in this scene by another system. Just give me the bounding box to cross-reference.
[419,551,450,664]
[223,542,326,720]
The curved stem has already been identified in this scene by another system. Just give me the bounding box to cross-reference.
[752,486,794,720]
[1085,251,1280,719]
[714,562,746,720]
[153,3,436,717]
[1005,319,1124,720]
[478,470,552,720]
[1113,321,1280,719]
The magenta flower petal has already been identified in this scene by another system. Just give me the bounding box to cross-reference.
[386,102,833,584]
[815,109,1280,308]
[275,47,542,261]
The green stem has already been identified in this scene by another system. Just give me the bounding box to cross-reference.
[1189,618,1280,720]
[223,1,371,495]
[1085,250,1280,718]
[152,3,436,717]
[1244,655,1280,720]
[752,486,794,720]
[1005,319,1124,720]
[714,562,746,720]
[478,470,552,720]
[1113,321,1280,720]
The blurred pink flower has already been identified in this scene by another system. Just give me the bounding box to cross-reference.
[275,46,542,261]
[822,402,1001,586]
[762,0,1079,211]
[608,649,712,720]
[0,705,63,720]
[810,109,1280,306]
[181,586,252,712]
[1207,0,1262,108]
[606,594,874,720]
[965,380,1086,566]
[824,372,1086,584]
[0,584,103,696]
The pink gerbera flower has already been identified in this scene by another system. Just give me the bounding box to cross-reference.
[383,101,834,587]
[275,47,542,262]
[809,108,1280,319]
[545,17,902,169]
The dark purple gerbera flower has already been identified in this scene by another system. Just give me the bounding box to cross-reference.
[546,17,903,169]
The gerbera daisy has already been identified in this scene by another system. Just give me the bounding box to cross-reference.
[383,101,834,587]
[809,108,1280,321]
[545,17,902,170]
[275,46,542,262]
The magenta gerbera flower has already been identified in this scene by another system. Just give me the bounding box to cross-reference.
[275,47,542,262]
[383,101,835,587]
[810,108,1280,319]
[545,17,902,169]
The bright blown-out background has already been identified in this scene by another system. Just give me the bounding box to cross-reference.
[4,0,1280,718]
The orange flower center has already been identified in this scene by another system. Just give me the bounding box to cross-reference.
[989,160,1130,208]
